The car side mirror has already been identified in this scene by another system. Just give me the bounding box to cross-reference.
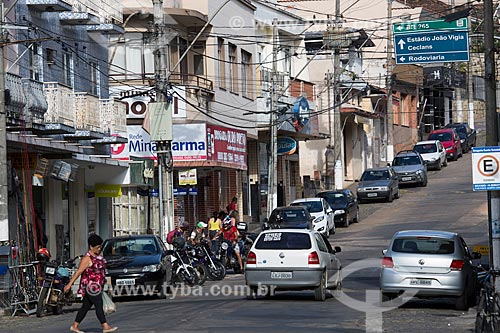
[471,252,482,260]
[382,249,388,256]
[334,246,341,253]
[262,221,270,230]
[387,162,391,167]
[327,208,333,214]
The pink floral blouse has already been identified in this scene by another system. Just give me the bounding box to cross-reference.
[78,251,106,297]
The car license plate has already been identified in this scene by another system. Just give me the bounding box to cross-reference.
[271,272,292,279]
[45,266,56,275]
[116,278,135,286]
[402,177,412,181]
[367,193,378,197]
[409,279,432,286]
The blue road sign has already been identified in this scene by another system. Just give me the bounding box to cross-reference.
[393,20,469,65]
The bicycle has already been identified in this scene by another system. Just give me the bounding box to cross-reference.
[475,269,500,333]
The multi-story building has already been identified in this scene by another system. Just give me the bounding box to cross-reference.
[110,0,260,234]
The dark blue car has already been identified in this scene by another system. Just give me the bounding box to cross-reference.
[316,189,359,227]
[102,235,172,298]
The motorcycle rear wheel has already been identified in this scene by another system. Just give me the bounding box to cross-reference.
[36,287,49,317]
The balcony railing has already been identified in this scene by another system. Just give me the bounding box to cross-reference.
[169,73,214,92]
[44,82,126,134]
[44,82,75,128]
[69,0,123,23]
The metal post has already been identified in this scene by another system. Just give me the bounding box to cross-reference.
[467,10,475,130]
[386,0,394,164]
[0,4,8,241]
[484,0,500,281]
[333,0,343,190]
[267,19,278,216]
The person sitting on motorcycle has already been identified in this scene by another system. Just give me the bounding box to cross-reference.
[218,219,244,273]
[190,222,207,245]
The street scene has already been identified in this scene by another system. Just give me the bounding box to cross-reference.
[0,0,498,333]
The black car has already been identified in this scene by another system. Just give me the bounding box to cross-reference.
[445,122,476,153]
[263,206,313,231]
[102,235,172,298]
[316,189,359,227]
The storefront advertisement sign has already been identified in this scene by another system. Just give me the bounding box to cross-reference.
[206,124,247,169]
[95,184,122,197]
[179,169,197,185]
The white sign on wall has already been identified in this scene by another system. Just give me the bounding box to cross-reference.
[472,147,500,191]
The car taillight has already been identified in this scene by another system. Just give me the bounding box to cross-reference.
[308,251,320,265]
[450,259,464,271]
[247,251,256,264]
[382,257,394,268]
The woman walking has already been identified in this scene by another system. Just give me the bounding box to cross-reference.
[64,234,117,333]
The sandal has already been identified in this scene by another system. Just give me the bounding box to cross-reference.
[103,327,118,333]
[70,327,85,333]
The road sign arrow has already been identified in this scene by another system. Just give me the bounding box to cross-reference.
[399,56,406,62]
[398,39,406,50]
[397,25,404,31]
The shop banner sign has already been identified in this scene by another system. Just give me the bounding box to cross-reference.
[95,184,122,197]
[179,169,197,185]
[206,124,247,169]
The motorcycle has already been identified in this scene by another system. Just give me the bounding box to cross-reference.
[193,240,226,281]
[36,256,80,317]
[184,244,208,285]
[167,238,200,286]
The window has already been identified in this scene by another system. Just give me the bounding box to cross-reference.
[400,93,408,126]
[255,232,312,250]
[193,54,204,76]
[228,43,238,93]
[241,50,252,98]
[62,50,74,88]
[89,61,100,96]
[217,38,226,89]
[29,43,43,81]
[315,234,329,253]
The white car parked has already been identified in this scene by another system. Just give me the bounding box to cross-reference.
[413,140,448,170]
[290,198,335,237]
[245,229,342,301]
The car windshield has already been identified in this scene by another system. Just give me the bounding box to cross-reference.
[392,237,454,254]
[291,201,322,213]
[319,193,347,205]
[429,132,452,141]
[102,238,158,256]
[392,156,421,166]
[255,232,312,250]
[361,170,390,181]
[414,144,437,154]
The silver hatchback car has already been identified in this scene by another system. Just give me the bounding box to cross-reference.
[380,230,480,310]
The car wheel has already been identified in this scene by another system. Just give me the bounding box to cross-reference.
[394,189,400,199]
[455,288,469,311]
[420,177,428,187]
[443,158,448,167]
[325,225,330,238]
[330,222,336,235]
[247,286,258,300]
[353,210,359,223]
[314,271,327,301]
[387,190,393,203]
[436,161,442,170]
[343,213,349,227]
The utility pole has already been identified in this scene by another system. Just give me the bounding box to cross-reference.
[326,70,333,190]
[267,18,278,216]
[484,0,500,284]
[333,5,343,190]
[0,4,8,242]
[152,0,174,241]
[386,0,394,163]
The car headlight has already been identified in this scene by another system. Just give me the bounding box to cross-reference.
[221,242,229,250]
[142,264,161,272]
[446,147,453,151]
[379,186,389,191]
[357,187,366,192]
[460,139,465,143]
[429,157,437,162]
[314,216,325,223]
[333,209,345,215]
[416,170,423,175]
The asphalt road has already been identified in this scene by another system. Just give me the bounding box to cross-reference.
[0,148,488,333]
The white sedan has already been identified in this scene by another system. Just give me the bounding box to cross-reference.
[290,198,336,237]
[245,229,342,301]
